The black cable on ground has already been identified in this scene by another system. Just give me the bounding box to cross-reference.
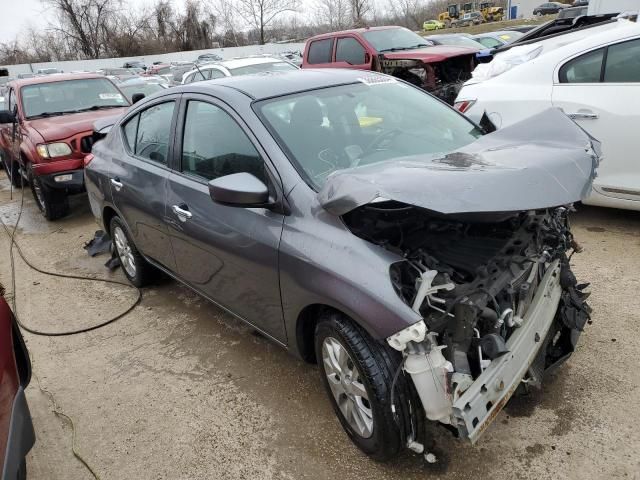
[0,175,143,480]
[0,177,142,336]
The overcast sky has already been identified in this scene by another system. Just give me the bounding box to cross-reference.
[0,0,197,44]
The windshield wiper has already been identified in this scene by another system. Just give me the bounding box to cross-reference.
[76,105,123,112]
[28,111,75,119]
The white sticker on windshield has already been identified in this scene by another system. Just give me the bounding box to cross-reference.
[99,93,124,101]
[357,74,397,86]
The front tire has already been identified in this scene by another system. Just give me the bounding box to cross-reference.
[110,216,155,287]
[315,311,419,462]
[29,169,69,221]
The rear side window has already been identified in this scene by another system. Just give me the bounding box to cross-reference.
[336,38,366,65]
[209,69,225,79]
[130,101,175,165]
[604,39,640,83]
[308,39,334,64]
[122,115,139,152]
[559,48,604,83]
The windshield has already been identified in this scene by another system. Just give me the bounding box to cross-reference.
[229,61,297,76]
[362,28,433,52]
[119,82,165,101]
[256,79,482,188]
[21,78,128,119]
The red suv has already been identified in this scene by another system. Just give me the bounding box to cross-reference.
[0,74,129,220]
[0,289,34,480]
[301,26,477,104]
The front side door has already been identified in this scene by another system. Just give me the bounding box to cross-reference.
[166,96,286,342]
[333,36,372,70]
[552,38,640,204]
[111,97,178,270]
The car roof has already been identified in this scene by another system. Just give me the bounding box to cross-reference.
[9,73,107,88]
[307,25,409,41]
[178,68,386,100]
[217,56,287,69]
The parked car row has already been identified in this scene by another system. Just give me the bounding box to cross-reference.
[455,18,640,211]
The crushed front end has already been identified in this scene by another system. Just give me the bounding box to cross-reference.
[345,204,591,444]
[379,53,476,105]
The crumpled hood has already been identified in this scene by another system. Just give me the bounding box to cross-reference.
[318,109,601,216]
[382,45,477,63]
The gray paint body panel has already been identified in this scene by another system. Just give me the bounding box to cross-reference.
[85,71,600,358]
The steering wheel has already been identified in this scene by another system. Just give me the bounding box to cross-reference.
[351,128,402,168]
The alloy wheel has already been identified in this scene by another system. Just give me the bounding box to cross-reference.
[321,337,373,438]
[113,226,136,278]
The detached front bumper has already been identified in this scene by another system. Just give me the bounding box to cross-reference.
[452,260,564,443]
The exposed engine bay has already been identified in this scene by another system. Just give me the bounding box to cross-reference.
[343,201,592,444]
[379,54,475,105]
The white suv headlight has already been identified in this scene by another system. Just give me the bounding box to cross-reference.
[36,142,72,158]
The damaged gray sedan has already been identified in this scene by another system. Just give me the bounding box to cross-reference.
[85,69,597,462]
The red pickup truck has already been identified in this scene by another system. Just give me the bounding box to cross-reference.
[301,26,477,104]
[0,288,34,480]
[0,74,129,220]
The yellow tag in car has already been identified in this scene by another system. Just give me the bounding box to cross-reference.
[358,116,384,128]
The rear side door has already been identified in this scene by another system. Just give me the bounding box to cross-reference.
[552,38,640,204]
[303,37,335,68]
[333,36,373,70]
[165,95,286,342]
[111,95,179,270]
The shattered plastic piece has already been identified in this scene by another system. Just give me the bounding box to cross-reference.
[104,253,121,271]
[84,230,113,257]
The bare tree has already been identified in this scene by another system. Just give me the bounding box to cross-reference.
[234,0,299,45]
[388,0,425,30]
[40,0,119,58]
[211,0,244,46]
[314,0,351,30]
[351,0,370,27]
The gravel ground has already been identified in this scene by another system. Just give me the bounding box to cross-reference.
[0,177,638,480]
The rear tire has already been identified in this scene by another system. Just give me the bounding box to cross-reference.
[315,311,421,462]
[110,216,155,287]
[29,169,69,221]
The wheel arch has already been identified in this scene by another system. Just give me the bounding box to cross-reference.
[296,303,359,364]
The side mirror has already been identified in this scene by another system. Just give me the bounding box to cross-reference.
[208,172,270,207]
[364,52,371,64]
[0,109,16,124]
[131,93,145,104]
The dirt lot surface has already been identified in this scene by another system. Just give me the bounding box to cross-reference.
[0,176,638,480]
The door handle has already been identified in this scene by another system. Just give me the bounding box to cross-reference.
[567,111,599,120]
[110,178,123,191]
[172,204,192,222]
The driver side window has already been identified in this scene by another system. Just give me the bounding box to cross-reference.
[336,38,366,65]
[181,100,266,183]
